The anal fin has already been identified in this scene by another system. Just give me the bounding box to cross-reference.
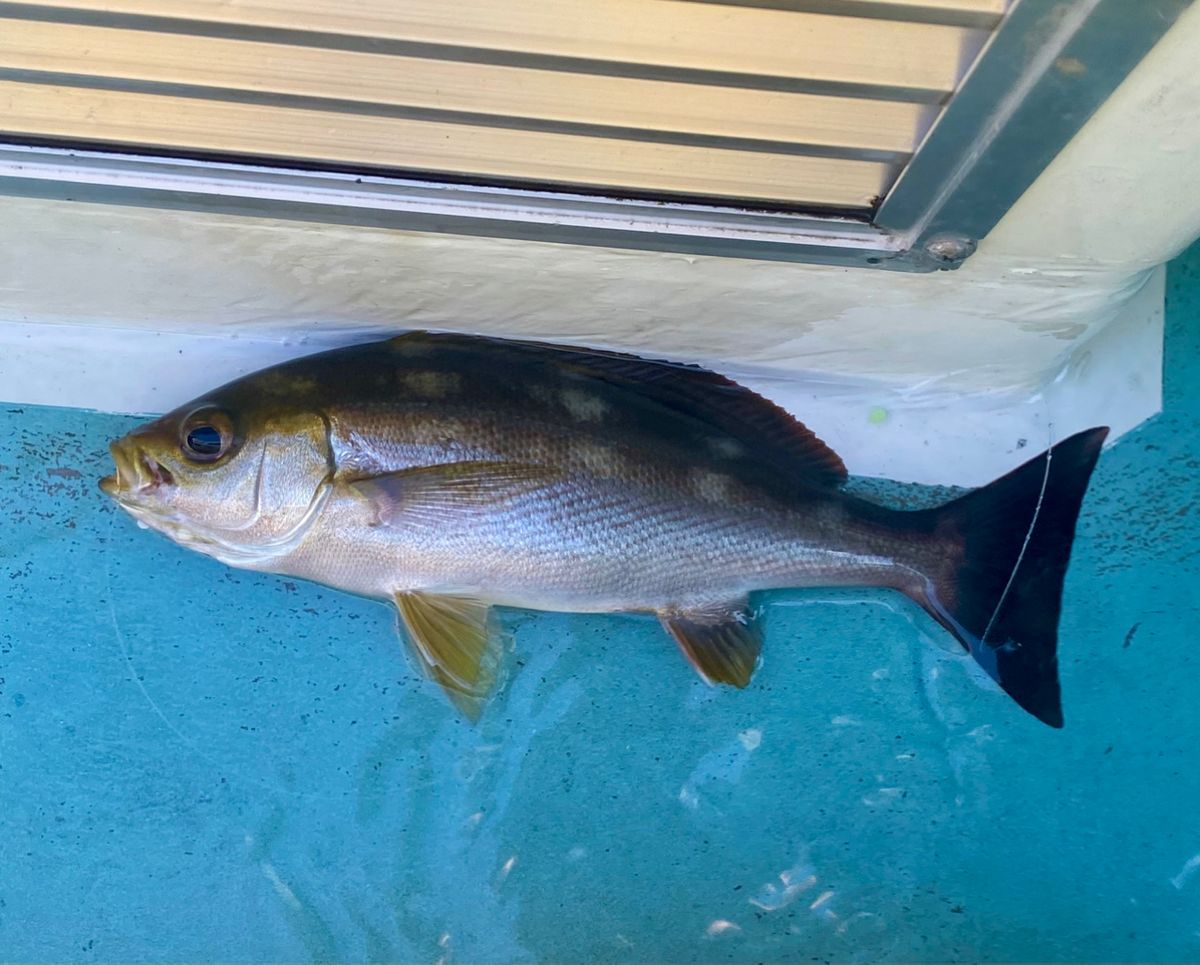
[660,601,762,688]
[394,591,502,720]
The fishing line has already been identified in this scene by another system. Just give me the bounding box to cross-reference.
[103,509,329,915]
[102,507,332,801]
[980,424,1054,645]
[104,506,201,750]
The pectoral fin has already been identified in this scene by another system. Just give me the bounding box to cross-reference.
[660,601,762,687]
[394,591,502,720]
[351,461,562,526]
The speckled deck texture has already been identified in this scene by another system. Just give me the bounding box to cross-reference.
[3,242,1200,963]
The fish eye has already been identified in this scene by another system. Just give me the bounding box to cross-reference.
[180,409,234,462]
[186,426,223,455]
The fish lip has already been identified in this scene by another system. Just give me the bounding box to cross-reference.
[100,440,174,498]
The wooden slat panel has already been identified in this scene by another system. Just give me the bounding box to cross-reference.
[708,0,1005,26]
[12,0,985,94]
[0,20,929,155]
[819,0,1003,12]
[0,81,893,206]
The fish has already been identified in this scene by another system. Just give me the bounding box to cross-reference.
[99,332,1107,727]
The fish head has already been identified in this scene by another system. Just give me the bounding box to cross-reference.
[100,383,333,565]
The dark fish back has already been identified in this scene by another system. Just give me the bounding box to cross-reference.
[251,332,847,503]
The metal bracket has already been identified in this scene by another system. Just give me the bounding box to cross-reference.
[874,0,1193,265]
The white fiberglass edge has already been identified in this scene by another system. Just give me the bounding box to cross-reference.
[0,267,1160,487]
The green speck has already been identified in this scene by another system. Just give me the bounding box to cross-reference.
[868,406,889,425]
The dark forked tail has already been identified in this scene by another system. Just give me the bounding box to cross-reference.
[910,427,1108,727]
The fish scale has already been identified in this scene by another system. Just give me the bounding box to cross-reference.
[277,473,888,609]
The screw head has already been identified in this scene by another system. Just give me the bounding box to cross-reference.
[923,234,977,268]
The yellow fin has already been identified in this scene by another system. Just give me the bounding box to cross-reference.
[394,591,501,720]
[352,461,561,526]
[660,602,762,687]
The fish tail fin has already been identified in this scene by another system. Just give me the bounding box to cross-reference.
[911,427,1108,727]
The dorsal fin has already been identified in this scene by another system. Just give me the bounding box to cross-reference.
[391,332,847,491]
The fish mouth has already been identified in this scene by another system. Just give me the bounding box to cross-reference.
[99,441,174,498]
